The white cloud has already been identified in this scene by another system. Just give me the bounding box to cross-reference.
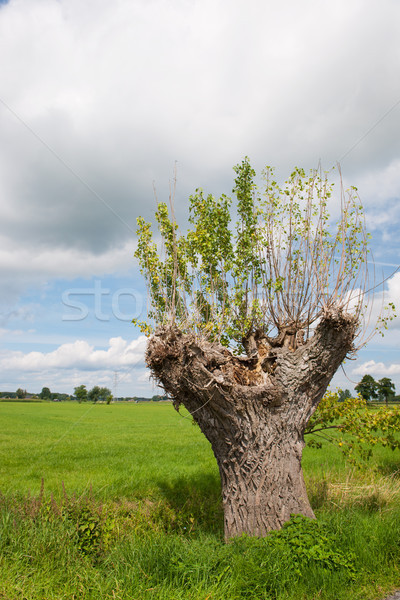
[0,335,152,395]
[352,360,400,377]
[355,271,400,344]
[138,371,152,384]
[0,335,147,372]
[387,270,400,300]
[376,271,400,330]
[1,0,400,266]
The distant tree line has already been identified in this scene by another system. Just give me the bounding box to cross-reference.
[73,388,168,403]
[38,387,71,401]
[0,376,397,405]
[0,389,169,403]
[355,375,397,405]
[132,394,169,402]
[0,388,71,401]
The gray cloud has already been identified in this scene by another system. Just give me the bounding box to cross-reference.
[0,0,400,306]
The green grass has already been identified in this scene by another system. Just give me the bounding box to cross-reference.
[0,401,219,500]
[0,401,400,600]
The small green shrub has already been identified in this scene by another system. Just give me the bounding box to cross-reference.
[267,515,356,577]
[225,515,356,598]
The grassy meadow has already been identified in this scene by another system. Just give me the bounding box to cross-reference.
[0,401,219,500]
[0,401,399,600]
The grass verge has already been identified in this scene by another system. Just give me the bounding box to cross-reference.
[0,402,399,599]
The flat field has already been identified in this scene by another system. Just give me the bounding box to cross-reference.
[0,401,399,600]
[0,401,219,500]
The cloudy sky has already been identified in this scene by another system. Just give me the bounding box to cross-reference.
[0,0,399,397]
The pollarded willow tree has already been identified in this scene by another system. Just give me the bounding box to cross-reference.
[134,158,370,538]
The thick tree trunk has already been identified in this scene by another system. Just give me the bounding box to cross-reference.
[217,425,313,536]
[146,308,357,538]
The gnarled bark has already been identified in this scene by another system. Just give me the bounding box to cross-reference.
[146,308,357,538]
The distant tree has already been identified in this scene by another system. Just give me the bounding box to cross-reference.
[338,389,352,403]
[74,385,88,403]
[355,375,378,402]
[100,387,112,404]
[88,386,112,403]
[377,377,396,406]
[16,388,26,399]
[39,387,51,400]
[88,386,100,403]
[151,394,168,402]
